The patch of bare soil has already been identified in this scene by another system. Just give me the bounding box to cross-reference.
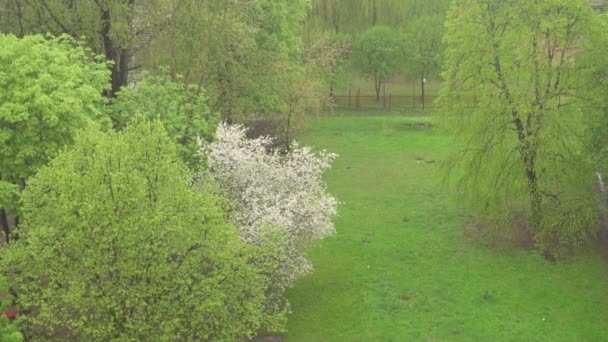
[463,212,534,253]
[597,215,608,261]
[249,335,283,342]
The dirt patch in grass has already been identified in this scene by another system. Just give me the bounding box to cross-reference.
[250,335,283,342]
[394,121,433,131]
[463,212,534,252]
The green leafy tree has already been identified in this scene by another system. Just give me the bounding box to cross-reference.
[304,0,451,39]
[1,119,283,340]
[0,0,171,96]
[404,15,444,109]
[438,0,602,257]
[144,0,309,122]
[352,26,405,100]
[111,71,219,167]
[0,34,109,243]
[305,33,351,97]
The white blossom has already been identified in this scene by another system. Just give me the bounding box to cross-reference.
[200,123,338,308]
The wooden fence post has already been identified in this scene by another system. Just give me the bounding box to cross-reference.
[348,88,352,108]
[389,94,392,110]
[413,82,416,109]
[383,83,386,109]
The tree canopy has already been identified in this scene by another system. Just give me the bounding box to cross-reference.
[352,26,405,100]
[111,71,219,167]
[0,34,109,242]
[1,119,283,340]
[438,0,602,257]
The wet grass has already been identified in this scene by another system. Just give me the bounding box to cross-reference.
[285,114,608,341]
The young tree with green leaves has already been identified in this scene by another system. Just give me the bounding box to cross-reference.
[0,34,109,243]
[1,119,284,340]
[404,15,444,109]
[305,33,351,98]
[439,0,602,257]
[352,26,405,101]
[111,70,219,167]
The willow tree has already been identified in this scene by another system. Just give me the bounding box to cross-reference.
[439,0,603,257]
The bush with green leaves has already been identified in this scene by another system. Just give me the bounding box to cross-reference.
[0,276,21,342]
[1,120,282,341]
[111,71,219,167]
[0,34,110,242]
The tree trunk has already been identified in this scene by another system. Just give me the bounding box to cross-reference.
[100,2,134,97]
[512,115,542,232]
[1,209,10,244]
[285,110,293,151]
[375,78,381,101]
[14,0,25,38]
[101,7,117,97]
[372,0,377,26]
[526,162,542,231]
[421,73,426,110]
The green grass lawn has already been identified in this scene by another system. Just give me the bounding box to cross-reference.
[285,114,608,341]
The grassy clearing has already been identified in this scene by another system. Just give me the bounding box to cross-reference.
[285,114,608,341]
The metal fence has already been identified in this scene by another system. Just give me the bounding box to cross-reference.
[331,93,438,111]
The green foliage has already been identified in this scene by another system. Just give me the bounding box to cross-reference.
[403,15,444,81]
[0,0,171,95]
[576,14,608,172]
[0,34,109,235]
[0,276,22,342]
[144,0,310,121]
[111,71,219,167]
[438,0,601,257]
[305,0,451,37]
[1,120,283,340]
[352,26,405,99]
[305,33,352,97]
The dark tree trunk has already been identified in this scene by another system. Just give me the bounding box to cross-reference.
[14,0,25,38]
[285,110,293,151]
[421,72,426,110]
[512,116,542,232]
[375,78,382,101]
[99,1,134,97]
[526,158,542,230]
[1,209,10,244]
[372,0,377,26]
[100,7,117,97]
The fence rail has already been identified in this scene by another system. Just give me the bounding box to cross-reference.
[330,92,438,111]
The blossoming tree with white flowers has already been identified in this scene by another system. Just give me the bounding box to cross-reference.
[201,123,338,314]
